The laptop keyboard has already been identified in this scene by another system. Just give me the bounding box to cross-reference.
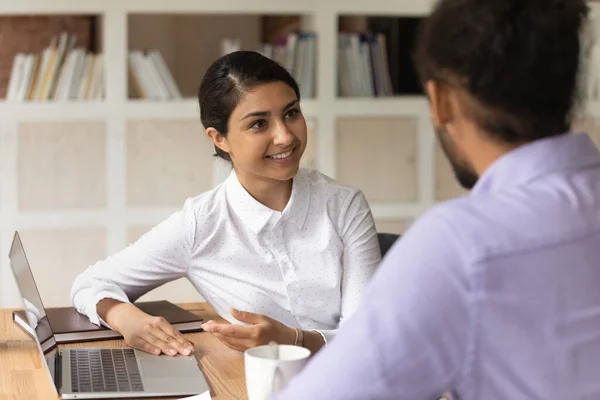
[70,348,144,393]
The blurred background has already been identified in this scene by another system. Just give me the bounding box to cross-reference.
[1,0,600,309]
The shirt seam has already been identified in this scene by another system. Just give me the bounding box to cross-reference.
[471,225,600,265]
[187,199,197,278]
[460,258,484,399]
[432,208,478,393]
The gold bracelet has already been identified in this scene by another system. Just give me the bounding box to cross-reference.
[297,328,304,347]
[293,327,300,345]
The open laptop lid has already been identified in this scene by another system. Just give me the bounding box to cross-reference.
[9,231,60,396]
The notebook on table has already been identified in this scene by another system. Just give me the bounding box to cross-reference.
[13,300,204,343]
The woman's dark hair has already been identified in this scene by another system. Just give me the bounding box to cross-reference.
[414,0,590,143]
[198,50,301,162]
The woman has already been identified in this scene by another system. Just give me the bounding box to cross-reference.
[70,50,381,356]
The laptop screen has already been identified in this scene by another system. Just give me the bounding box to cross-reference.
[8,231,59,395]
[9,231,57,353]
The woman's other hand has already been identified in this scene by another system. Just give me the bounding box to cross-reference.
[201,308,296,352]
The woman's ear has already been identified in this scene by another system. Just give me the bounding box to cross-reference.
[206,127,230,154]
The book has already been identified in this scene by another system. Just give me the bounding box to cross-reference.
[148,50,182,99]
[6,53,25,101]
[13,300,203,344]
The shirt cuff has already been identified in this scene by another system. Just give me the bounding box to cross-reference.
[87,291,130,328]
[312,329,336,346]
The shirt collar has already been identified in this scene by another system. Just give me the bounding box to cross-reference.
[225,169,311,233]
[282,169,311,230]
[472,133,600,194]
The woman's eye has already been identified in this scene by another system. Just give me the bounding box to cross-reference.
[285,108,300,119]
[250,119,266,129]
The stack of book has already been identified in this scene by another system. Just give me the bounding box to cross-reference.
[128,49,182,100]
[254,31,317,99]
[6,31,104,102]
[337,32,394,98]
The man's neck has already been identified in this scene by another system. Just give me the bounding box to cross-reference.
[469,136,524,178]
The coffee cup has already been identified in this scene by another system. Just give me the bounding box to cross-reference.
[244,343,311,400]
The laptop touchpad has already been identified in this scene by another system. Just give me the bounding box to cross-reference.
[140,356,201,378]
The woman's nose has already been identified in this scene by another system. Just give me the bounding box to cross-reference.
[273,123,295,146]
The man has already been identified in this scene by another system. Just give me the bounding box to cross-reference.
[273,0,600,399]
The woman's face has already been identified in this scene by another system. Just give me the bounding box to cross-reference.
[211,81,307,183]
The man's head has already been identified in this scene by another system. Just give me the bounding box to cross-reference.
[414,0,590,189]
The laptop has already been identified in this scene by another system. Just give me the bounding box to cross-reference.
[8,231,210,399]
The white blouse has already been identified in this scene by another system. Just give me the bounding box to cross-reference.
[70,168,382,343]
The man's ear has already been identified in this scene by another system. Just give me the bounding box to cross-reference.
[425,80,453,128]
[206,127,230,154]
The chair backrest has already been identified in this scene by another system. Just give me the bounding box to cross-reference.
[377,233,400,258]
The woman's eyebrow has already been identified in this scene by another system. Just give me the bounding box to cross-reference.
[240,99,299,120]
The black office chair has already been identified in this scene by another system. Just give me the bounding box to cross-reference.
[377,233,400,258]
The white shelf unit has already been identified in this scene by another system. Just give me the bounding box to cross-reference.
[1,0,599,308]
[587,102,600,118]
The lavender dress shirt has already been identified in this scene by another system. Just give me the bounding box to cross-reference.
[273,133,600,400]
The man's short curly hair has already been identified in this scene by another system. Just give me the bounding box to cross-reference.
[414,0,590,143]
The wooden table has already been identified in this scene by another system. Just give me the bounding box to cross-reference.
[0,303,247,400]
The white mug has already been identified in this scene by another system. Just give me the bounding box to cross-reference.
[244,344,311,400]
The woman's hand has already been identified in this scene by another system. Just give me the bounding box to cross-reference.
[99,299,195,356]
[201,308,296,352]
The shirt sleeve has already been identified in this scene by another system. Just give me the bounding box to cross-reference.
[316,189,381,344]
[70,198,198,326]
[272,207,472,400]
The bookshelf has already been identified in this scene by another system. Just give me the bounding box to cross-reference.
[0,0,599,308]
